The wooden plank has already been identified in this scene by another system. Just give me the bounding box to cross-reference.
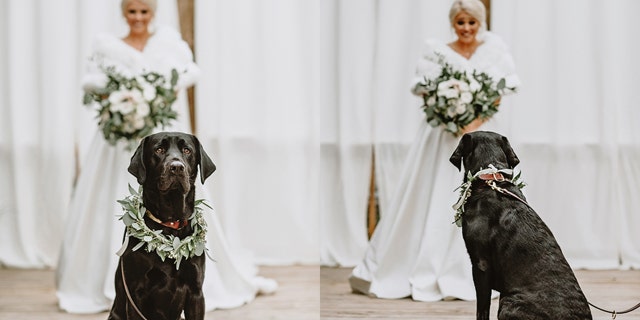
[176,0,197,134]
[321,267,640,319]
[0,266,319,320]
[2,265,639,318]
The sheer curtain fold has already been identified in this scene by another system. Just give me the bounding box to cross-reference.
[0,0,77,268]
[372,0,452,216]
[318,0,376,266]
[1,0,639,269]
[195,0,320,265]
[492,0,640,269]
[0,0,182,269]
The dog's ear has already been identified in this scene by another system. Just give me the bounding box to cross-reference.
[501,136,520,168]
[193,135,216,184]
[128,136,148,184]
[449,134,470,171]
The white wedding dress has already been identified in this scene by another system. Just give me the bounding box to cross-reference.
[56,25,276,314]
[350,32,520,301]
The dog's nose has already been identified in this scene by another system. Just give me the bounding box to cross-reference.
[170,161,185,173]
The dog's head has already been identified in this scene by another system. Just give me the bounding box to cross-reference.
[128,132,216,194]
[449,131,520,174]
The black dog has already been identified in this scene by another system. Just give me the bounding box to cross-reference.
[108,132,216,320]
[449,131,592,320]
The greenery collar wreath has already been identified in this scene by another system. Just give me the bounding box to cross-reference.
[452,164,526,227]
[116,184,212,269]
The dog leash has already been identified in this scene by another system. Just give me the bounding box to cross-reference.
[484,179,529,207]
[120,260,150,320]
[588,301,640,319]
[485,180,640,319]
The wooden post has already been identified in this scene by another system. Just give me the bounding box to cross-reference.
[176,0,196,134]
[367,149,377,239]
[481,0,491,29]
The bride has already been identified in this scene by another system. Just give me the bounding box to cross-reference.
[56,0,275,313]
[350,0,520,301]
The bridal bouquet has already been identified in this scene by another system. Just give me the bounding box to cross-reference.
[414,53,514,136]
[83,65,179,150]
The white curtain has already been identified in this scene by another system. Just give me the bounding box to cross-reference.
[194,0,320,265]
[318,0,640,268]
[317,0,375,267]
[0,0,179,268]
[0,0,78,268]
[2,0,638,270]
[491,0,640,269]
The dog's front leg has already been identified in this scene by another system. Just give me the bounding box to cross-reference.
[472,263,492,320]
[108,260,127,320]
[184,293,205,320]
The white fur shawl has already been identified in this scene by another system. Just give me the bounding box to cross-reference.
[411,31,520,96]
[81,26,200,92]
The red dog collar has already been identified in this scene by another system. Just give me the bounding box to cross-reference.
[145,210,188,230]
[477,172,505,182]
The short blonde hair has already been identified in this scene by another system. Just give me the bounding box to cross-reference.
[121,0,158,15]
[449,0,487,31]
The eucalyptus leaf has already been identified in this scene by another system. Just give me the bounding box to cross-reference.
[122,213,134,227]
[132,241,145,252]
[173,236,180,250]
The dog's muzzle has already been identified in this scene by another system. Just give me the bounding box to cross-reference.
[158,159,191,192]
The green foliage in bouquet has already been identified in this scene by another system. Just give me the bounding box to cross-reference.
[414,53,515,136]
[83,66,180,150]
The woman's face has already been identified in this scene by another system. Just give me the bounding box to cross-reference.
[123,0,154,34]
[452,11,480,44]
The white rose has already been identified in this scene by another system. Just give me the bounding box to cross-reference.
[427,96,436,107]
[460,91,473,104]
[109,89,143,114]
[457,80,470,92]
[445,89,460,99]
[447,105,458,118]
[140,83,156,101]
[132,115,146,130]
[455,102,467,115]
[136,102,150,117]
[122,120,135,133]
[437,79,455,94]
[108,90,126,105]
[469,78,481,92]
[118,101,135,115]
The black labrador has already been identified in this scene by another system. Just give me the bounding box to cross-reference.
[449,131,592,320]
[108,132,216,320]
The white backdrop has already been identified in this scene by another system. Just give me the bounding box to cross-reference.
[0,0,181,268]
[319,0,640,268]
[491,0,640,269]
[194,0,320,264]
[1,0,638,269]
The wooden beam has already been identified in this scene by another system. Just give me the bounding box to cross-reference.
[481,0,491,30]
[176,0,196,134]
[367,149,378,238]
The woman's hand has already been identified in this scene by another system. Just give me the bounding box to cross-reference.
[459,118,485,135]
[459,96,502,136]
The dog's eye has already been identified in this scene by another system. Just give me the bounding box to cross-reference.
[155,147,165,155]
[183,148,191,155]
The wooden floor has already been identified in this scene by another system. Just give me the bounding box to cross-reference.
[321,267,640,320]
[0,265,319,320]
[1,265,639,319]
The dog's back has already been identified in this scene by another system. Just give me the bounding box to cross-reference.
[468,182,592,319]
[450,131,592,320]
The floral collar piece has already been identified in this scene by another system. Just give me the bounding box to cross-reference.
[116,184,212,269]
[452,164,525,227]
